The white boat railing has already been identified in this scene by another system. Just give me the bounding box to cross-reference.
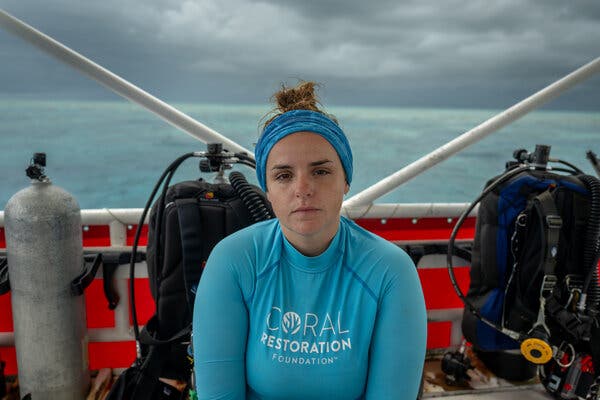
[0,203,477,231]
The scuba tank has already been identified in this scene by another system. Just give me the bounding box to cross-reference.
[4,153,90,399]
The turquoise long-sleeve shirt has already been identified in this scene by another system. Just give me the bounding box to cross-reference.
[193,216,427,399]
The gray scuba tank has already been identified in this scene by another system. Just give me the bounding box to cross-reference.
[4,153,90,399]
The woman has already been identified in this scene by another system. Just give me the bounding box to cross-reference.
[193,82,427,399]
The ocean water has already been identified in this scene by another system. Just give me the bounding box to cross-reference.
[0,98,598,210]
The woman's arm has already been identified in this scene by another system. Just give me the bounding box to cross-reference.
[364,252,427,399]
[192,242,249,400]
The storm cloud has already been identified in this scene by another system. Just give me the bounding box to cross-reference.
[1,0,599,109]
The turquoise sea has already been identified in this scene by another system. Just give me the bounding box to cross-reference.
[1,99,598,210]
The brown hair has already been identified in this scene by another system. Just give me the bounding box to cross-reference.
[262,81,337,129]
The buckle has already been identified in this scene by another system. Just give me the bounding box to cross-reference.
[541,275,558,298]
[545,215,563,229]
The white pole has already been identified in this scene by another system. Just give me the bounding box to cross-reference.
[0,9,254,157]
[344,57,600,208]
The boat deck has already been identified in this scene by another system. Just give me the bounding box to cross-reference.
[422,349,551,399]
[426,388,550,399]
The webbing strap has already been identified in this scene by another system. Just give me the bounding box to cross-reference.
[524,189,562,338]
[533,190,562,279]
[545,296,592,341]
[139,315,191,346]
[175,198,204,310]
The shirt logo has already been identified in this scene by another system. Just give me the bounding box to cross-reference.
[260,306,352,365]
[281,312,302,334]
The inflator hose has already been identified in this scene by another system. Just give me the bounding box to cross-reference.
[229,171,274,222]
[579,175,600,309]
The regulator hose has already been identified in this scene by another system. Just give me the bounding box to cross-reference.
[579,174,600,309]
[553,159,585,175]
[229,171,274,223]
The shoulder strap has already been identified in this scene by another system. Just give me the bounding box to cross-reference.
[531,189,591,340]
[139,198,202,346]
[175,198,204,310]
[532,189,562,278]
[515,188,561,333]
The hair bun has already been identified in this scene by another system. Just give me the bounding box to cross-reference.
[274,81,320,113]
[263,81,337,129]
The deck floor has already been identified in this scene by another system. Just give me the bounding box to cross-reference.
[422,348,554,399]
[425,387,550,399]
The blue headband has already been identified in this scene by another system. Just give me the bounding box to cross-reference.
[255,109,353,191]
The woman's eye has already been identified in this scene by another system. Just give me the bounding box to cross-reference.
[275,173,291,181]
[314,169,330,176]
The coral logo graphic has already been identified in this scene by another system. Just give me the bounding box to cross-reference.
[282,312,302,334]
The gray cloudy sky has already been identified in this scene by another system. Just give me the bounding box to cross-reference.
[1,0,599,110]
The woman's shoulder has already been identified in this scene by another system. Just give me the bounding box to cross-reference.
[341,217,415,273]
[213,218,279,249]
[342,217,410,257]
[203,219,282,297]
[208,218,282,270]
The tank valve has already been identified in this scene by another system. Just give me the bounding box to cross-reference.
[25,152,48,182]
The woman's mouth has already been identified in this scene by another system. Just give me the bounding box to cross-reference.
[292,207,319,214]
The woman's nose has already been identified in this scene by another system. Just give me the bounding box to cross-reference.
[295,174,313,197]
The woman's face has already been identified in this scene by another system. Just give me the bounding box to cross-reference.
[265,132,349,254]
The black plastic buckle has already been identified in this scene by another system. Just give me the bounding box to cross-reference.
[541,274,558,298]
[545,215,563,229]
